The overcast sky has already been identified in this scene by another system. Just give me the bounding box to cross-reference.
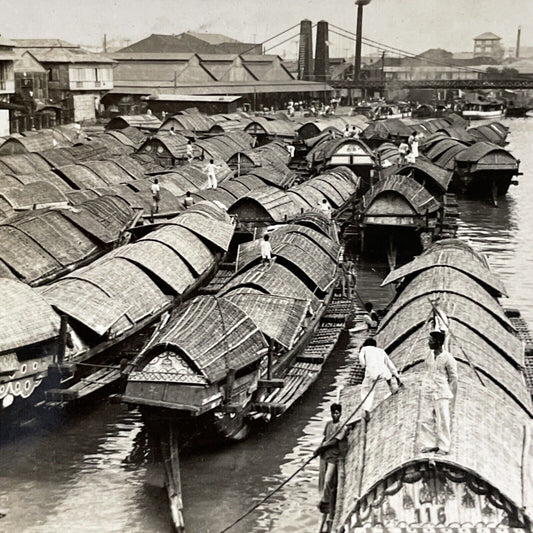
[3,0,533,58]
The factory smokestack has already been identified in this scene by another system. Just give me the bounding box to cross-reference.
[516,26,521,58]
[298,19,313,81]
[314,20,330,82]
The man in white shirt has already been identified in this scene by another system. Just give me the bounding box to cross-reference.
[186,141,194,163]
[205,159,219,189]
[418,330,458,455]
[150,178,161,214]
[357,337,401,421]
[260,233,272,267]
[318,198,332,220]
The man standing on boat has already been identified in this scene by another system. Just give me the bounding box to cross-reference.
[314,403,347,519]
[418,330,458,455]
[205,159,220,189]
[260,233,272,267]
[357,337,401,421]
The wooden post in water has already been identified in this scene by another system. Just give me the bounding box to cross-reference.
[267,340,275,380]
[57,314,69,365]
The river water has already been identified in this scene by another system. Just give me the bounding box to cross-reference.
[1,117,532,533]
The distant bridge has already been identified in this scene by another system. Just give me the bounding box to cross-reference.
[329,78,533,90]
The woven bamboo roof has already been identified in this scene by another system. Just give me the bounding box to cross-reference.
[0,181,67,210]
[40,277,128,336]
[425,138,467,161]
[0,279,60,353]
[363,174,440,217]
[0,154,49,174]
[60,195,134,244]
[245,164,296,189]
[192,187,237,209]
[165,211,234,251]
[0,133,58,154]
[395,159,453,193]
[0,212,96,284]
[0,224,62,282]
[307,137,374,165]
[144,225,215,276]
[109,156,145,180]
[218,179,252,201]
[271,224,341,260]
[160,113,215,133]
[338,372,533,529]
[224,288,309,349]
[143,295,268,383]
[56,257,169,336]
[455,141,518,166]
[106,115,162,131]
[290,211,335,238]
[380,266,513,333]
[378,290,523,367]
[235,225,337,293]
[55,164,107,189]
[230,186,299,223]
[108,240,195,295]
[386,324,532,413]
[37,148,77,169]
[186,200,232,223]
[11,170,72,192]
[245,117,296,137]
[383,239,507,296]
[221,262,320,312]
[81,160,134,185]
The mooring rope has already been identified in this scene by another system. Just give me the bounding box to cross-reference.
[216,379,379,533]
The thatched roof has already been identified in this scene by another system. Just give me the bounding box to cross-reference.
[223,288,309,349]
[362,174,441,218]
[55,164,108,189]
[164,211,234,251]
[0,279,60,353]
[107,240,195,295]
[383,238,507,296]
[144,225,215,276]
[43,257,170,337]
[337,371,533,530]
[141,295,268,383]
[81,160,134,185]
[394,158,453,193]
[221,262,321,312]
[336,237,532,531]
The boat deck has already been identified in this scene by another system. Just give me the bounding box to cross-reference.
[251,292,360,416]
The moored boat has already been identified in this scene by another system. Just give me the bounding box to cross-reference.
[123,213,342,443]
[0,201,234,419]
[330,239,533,531]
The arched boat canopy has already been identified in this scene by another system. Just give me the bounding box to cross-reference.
[382,238,507,296]
[362,174,440,222]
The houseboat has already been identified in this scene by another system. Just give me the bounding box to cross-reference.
[329,239,533,532]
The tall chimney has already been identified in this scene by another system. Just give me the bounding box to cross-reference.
[314,20,330,82]
[298,19,313,81]
[516,26,521,58]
